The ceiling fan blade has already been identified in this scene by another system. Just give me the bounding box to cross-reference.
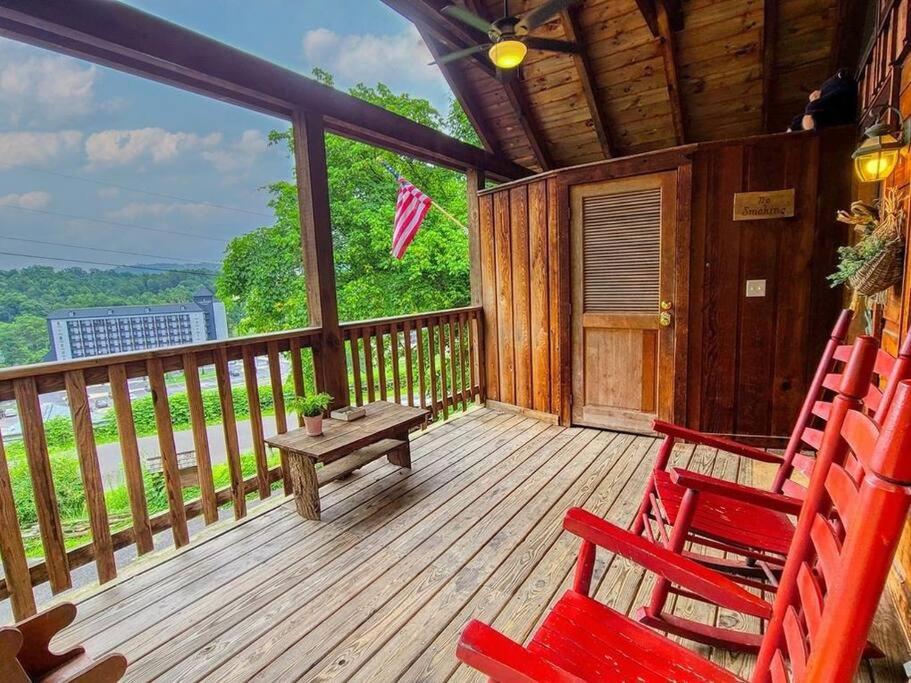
[517,0,581,31]
[430,43,490,66]
[441,5,495,33]
[524,37,579,54]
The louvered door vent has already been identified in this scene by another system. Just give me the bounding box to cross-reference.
[582,188,661,313]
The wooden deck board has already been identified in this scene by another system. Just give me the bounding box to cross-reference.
[52,409,908,682]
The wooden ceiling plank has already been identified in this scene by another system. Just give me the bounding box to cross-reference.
[655,0,686,144]
[463,0,553,170]
[420,29,502,154]
[560,6,616,158]
[761,0,778,132]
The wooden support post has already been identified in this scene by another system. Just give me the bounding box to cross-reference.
[293,110,348,410]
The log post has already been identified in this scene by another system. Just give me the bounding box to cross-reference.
[292,110,348,408]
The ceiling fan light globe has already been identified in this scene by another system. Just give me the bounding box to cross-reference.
[488,40,527,69]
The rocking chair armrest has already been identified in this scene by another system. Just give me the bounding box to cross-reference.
[670,468,804,515]
[652,421,785,464]
[457,620,583,683]
[564,508,772,620]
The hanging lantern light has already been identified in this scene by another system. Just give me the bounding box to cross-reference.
[852,107,911,183]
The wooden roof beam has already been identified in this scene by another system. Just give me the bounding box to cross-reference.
[654,0,686,145]
[420,30,502,155]
[0,0,531,182]
[560,6,615,159]
[383,0,553,171]
[634,0,660,36]
[461,0,553,171]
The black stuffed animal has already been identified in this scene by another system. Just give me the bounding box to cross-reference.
[787,69,857,131]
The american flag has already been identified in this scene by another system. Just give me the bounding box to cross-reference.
[391,176,432,259]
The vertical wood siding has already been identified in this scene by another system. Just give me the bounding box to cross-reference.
[477,129,850,442]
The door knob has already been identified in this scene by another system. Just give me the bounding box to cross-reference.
[659,301,673,327]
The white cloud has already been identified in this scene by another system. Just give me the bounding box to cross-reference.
[0,41,97,125]
[302,25,445,87]
[0,191,51,210]
[0,131,82,170]
[201,129,269,173]
[84,127,222,167]
[107,201,215,221]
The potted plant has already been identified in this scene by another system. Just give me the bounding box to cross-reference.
[288,393,332,436]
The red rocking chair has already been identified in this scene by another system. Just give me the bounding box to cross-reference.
[628,318,911,650]
[457,346,911,682]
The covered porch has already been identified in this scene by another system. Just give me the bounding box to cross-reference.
[0,0,909,681]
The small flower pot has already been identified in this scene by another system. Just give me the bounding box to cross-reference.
[304,414,324,437]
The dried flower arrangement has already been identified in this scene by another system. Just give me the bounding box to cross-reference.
[829,189,906,303]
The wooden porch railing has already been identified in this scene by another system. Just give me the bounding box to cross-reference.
[0,307,483,620]
[340,306,484,419]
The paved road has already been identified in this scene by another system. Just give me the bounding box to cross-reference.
[96,412,297,489]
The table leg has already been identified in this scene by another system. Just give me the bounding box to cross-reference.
[288,455,320,520]
[387,430,412,468]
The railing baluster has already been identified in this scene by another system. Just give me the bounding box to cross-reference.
[13,377,70,593]
[146,358,190,548]
[243,347,270,499]
[416,321,429,414]
[108,364,153,553]
[447,314,461,412]
[403,319,415,407]
[426,319,439,420]
[457,312,469,411]
[348,334,363,407]
[214,348,246,520]
[181,353,218,524]
[390,323,401,406]
[473,312,485,401]
[363,328,376,403]
[64,370,116,583]
[267,341,293,496]
[289,337,307,427]
[376,325,388,402]
[438,316,449,419]
[0,425,36,619]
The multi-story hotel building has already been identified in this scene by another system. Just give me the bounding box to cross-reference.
[46,286,228,361]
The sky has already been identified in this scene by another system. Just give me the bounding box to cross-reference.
[0,0,453,272]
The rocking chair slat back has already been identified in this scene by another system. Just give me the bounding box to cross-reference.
[754,339,911,681]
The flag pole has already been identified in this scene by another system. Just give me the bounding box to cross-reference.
[377,159,468,233]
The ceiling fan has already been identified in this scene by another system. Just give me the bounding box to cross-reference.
[434,0,581,71]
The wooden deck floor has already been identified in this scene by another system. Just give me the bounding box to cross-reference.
[53,408,909,682]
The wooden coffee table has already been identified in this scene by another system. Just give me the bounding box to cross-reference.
[266,401,429,520]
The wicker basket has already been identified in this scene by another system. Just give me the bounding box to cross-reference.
[848,237,905,296]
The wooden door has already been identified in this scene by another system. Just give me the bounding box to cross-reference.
[571,172,677,433]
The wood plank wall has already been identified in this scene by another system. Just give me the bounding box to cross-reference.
[478,128,851,441]
[863,1,911,648]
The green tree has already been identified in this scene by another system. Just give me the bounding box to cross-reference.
[0,314,49,366]
[217,70,474,333]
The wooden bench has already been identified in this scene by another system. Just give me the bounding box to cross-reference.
[266,401,428,520]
